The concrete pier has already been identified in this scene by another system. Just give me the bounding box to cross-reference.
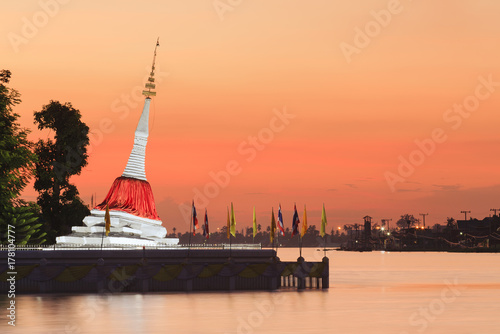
[0,248,329,294]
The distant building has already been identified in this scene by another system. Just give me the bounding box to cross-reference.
[456,216,500,236]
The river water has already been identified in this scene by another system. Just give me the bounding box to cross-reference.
[1,249,499,334]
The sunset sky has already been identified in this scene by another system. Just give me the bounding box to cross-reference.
[3,0,500,233]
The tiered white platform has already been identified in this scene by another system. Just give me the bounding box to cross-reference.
[56,209,179,247]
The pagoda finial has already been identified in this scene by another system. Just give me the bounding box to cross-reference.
[142,37,159,97]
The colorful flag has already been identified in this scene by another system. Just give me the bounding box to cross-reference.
[192,200,199,235]
[320,203,327,237]
[252,206,257,238]
[270,208,276,243]
[292,203,300,237]
[226,207,230,239]
[277,204,284,236]
[230,202,236,237]
[105,203,111,236]
[301,205,308,237]
[203,208,209,239]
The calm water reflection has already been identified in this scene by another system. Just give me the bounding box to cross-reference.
[1,249,499,334]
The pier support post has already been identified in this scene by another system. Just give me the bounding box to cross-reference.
[296,256,305,290]
[297,277,306,290]
[322,257,329,289]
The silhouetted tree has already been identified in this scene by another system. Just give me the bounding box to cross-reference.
[445,217,457,229]
[34,101,90,242]
[397,214,418,230]
[0,70,44,244]
[0,70,37,207]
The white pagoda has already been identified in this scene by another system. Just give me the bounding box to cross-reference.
[57,40,179,247]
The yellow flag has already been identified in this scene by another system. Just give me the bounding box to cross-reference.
[270,208,276,243]
[252,206,257,238]
[320,203,327,237]
[105,203,111,236]
[230,202,236,237]
[226,207,230,239]
[301,204,308,237]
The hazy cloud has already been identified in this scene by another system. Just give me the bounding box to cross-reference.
[397,188,422,193]
[432,184,462,191]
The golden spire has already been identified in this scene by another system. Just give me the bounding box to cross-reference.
[142,37,159,97]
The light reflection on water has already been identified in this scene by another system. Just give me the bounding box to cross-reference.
[1,249,499,334]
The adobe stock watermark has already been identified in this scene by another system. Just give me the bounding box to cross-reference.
[385,74,499,192]
[213,0,243,21]
[400,277,464,334]
[7,0,71,54]
[6,225,16,327]
[178,106,295,224]
[339,0,404,64]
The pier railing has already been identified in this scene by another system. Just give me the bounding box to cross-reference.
[0,243,262,251]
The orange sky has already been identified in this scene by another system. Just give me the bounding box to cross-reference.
[3,0,500,233]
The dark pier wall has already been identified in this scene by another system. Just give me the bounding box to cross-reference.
[0,249,328,294]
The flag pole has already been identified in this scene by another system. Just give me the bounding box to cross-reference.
[252,206,256,245]
[272,230,274,252]
[230,204,233,258]
[101,202,109,251]
[188,201,193,257]
[229,230,232,258]
[276,231,279,257]
[324,234,326,258]
[100,220,105,251]
[226,206,231,258]
[324,204,327,258]
[270,207,275,254]
[299,234,302,258]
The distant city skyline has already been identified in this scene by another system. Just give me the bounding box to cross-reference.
[4,1,500,232]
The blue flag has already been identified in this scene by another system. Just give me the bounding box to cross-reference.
[203,208,209,239]
[192,200,199,235]
[292,204,300,237]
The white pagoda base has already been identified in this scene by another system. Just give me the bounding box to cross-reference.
[56,209,179,247]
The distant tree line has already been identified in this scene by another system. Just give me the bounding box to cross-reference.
[168,225,348,247]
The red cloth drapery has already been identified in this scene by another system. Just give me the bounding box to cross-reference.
[95,176,160,220]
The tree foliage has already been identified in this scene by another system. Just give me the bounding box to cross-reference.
[445,217,457,229]
[33,101,90,241]
[0,202,47,245]
[396,214,418,229]
[0,70,37,206]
